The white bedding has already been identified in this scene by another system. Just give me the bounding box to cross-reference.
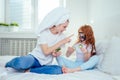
[0,56,115,80]
[0,67,114,80]
[112,76,120,80]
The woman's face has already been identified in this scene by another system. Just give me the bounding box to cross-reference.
[56,21,69,34]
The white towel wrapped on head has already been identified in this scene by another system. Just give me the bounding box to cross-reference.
[36,7,70,36]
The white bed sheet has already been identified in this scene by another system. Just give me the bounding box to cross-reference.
[0,67,114,80]
[112,76,120,80]
[0,56,114,80]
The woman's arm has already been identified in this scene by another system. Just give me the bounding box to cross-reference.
[40,35,73,56]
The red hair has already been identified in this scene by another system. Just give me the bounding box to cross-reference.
[77,24,96,56]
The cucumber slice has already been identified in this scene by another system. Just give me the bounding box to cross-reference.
[55,48,61,52]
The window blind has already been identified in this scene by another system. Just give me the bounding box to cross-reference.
[5,0,65,32]
[6,0,33,31]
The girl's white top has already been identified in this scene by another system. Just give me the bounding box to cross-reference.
[74,43,92,62]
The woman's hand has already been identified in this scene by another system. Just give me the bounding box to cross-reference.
[61,34,74,44]
[52,51,61,57]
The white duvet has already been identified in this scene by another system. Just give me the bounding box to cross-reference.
[0,67,114,80]
[0,56,115,80]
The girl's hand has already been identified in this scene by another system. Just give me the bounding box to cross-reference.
[80,47,91,61]
[80,47,88,54]
[66,47,74,57]
[52,51,61,57]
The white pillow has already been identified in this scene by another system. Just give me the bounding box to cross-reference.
[0,56,17,67]
[100,37,120,75]
[95,40,110,69]
[96,39,110,55]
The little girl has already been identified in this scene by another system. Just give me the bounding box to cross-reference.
[56,24,99,73]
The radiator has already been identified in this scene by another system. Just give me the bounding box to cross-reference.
[0,38,37,56]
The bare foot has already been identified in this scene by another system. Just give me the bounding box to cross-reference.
[24,69,30,73]
[62,66,74,73]
[62,66,67,73]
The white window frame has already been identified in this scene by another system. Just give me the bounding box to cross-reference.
[5,0,36,32]
[0,0,66,38]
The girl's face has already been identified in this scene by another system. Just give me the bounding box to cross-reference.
[56,21,69,34]
[79,29,86,42]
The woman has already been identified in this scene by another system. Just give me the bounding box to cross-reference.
[5,7,72,74]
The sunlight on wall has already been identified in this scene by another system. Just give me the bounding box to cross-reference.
[38,0,60,23]
[89,0,120,40]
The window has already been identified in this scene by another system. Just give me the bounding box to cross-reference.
[6,0,34,32]
[5,0,66,32]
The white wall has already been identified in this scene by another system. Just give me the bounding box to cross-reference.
[65,0,120,42]
[88,0,120,40]
[0,0,5,22]
[65,0,88,45]
[1,0,120,40]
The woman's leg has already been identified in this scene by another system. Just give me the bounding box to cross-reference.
[80,55,99,70]
[5,55,35,71]
[30,65,62,74]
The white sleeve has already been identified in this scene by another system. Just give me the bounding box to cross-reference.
[59,33,66,40]
[37,32,47,44]
[57,34,66,50]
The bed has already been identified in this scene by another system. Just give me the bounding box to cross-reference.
[0,56,116,80]
[1,36,120,80]
[0,66,113,80]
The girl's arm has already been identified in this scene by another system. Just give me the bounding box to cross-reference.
[66,47,75,57]
[40,35,73,56]
[80,48,91,61]
[83,51,91,61]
